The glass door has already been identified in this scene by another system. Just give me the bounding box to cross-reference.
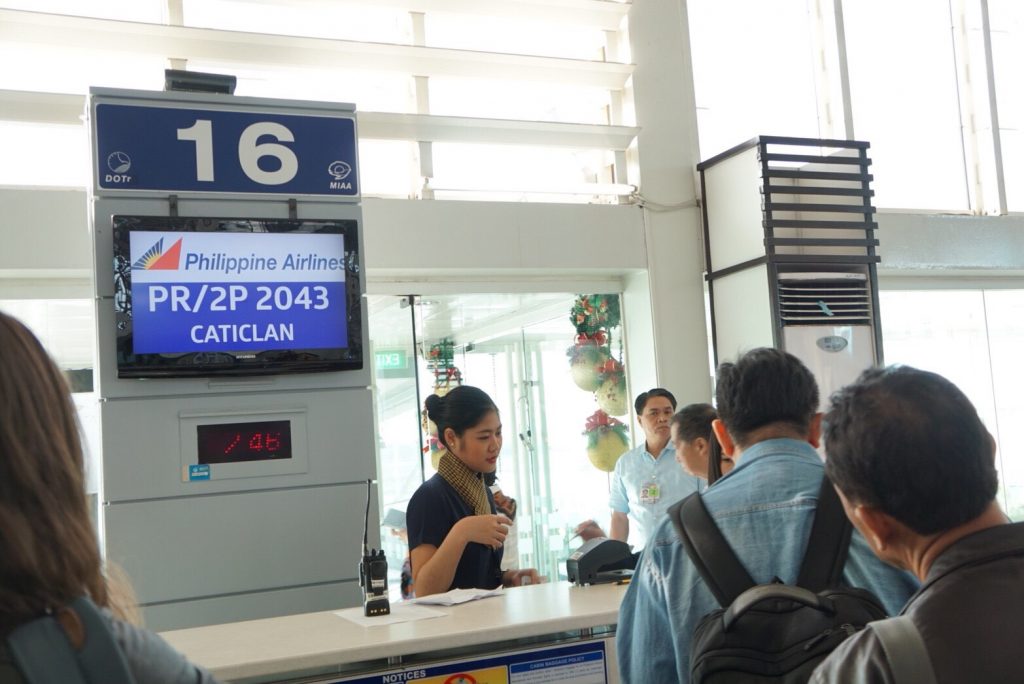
[370,292,627,593]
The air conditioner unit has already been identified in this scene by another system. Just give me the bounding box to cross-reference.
[697,136,883,406]
[777,271,875,402]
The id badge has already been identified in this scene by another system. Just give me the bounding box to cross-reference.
[639,480,661,505]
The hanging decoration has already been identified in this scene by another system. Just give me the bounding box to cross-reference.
[567,294,624,397]
[568,343,611,392]
[422,337,464,469]
[567,294,630,471]
[595,366,628,416]
[583,410,630,472]
[425,338,463,394]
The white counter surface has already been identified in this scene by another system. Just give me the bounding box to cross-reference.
[160,582,628,682]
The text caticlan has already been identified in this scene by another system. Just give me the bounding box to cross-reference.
[190,323,294,344]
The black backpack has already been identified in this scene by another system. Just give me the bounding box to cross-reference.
[668,477,887,683]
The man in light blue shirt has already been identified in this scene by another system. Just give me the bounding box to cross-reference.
[616,349,918,683]
[608,388,702,549]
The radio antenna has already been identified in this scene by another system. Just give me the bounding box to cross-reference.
[359,477,390,616]
[362,478,371,556]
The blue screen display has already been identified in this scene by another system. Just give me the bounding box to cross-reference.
[113,216,362,378]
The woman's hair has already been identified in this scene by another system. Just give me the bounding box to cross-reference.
[671,403,726,485]
[0,312,109,635]
[424,385,498,451]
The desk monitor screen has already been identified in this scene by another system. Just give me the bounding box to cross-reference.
[112,215,362,378]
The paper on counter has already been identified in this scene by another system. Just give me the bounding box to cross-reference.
[334,601,447,627]
[411,587,504,606]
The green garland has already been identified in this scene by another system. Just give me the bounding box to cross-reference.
[570,294,621,337]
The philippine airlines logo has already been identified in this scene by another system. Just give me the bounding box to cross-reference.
[132,238,183,270]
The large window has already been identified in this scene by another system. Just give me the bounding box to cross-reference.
[688,0,1024,213]
[843,0,968,211]
[688,0,822,160]
[880,289,1024,518]
[0,0,164,22]
[431,143,617,203]
[182,0,412,43]
[423,13,607,60]
[0,1,633,203]
[0,122,89,187]
[988,0,1024,211]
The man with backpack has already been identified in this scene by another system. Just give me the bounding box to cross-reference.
[616,348,918,683]
[810,366,1024,683]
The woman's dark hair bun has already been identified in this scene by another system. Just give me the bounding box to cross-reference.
[424,394,444,422]
[426,386,498,451]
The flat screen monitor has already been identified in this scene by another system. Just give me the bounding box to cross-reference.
[112,215,362,378]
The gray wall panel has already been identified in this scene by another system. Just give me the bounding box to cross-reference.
[144,581,360,632]
[105,483,375,606]
[101,388,375,501]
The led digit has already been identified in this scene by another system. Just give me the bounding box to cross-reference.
[197,420,292,465]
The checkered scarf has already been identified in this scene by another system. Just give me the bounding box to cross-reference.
[437,450,491,517]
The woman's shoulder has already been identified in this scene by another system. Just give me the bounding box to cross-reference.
[408,474,450,507]
[103,612,219,684]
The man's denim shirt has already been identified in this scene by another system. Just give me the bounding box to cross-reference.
[616,438,919,683]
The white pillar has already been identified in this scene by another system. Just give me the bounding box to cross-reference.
[625,0,713,405]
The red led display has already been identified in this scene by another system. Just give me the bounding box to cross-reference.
[197,420,292,465]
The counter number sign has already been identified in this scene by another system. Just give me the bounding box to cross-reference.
[94,102,358,197]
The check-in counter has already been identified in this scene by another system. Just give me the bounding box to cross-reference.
[160,582,628,683]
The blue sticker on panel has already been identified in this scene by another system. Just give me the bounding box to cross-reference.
[189,464,211,481]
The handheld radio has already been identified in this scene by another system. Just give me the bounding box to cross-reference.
[359,479,391,616]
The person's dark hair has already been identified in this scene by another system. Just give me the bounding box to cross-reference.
[824,365,998,535]
[671,403,725,484]
[635,387,677,415]
[715,347,819,447]
[0,312,109,635]
[425,385,499,450]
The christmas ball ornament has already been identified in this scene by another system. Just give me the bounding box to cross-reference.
[587,430,629,472]
[596,374,628,416]
[569,344,610,392]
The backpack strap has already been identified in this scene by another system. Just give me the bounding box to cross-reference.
[6,597,136,684]
[796,475,853,592]
[870,616,938,684]
[67,597,136,684]
[6,611,83,683]
[669,492,755,607]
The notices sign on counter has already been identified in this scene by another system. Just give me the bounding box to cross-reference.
[330,641,607,684]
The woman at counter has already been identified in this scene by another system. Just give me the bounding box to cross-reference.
[408,386,540,597]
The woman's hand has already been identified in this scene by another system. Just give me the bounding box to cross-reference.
[503,568,543,587]
[455,514,512,549]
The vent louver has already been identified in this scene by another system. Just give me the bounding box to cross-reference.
[778,273,871,326]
